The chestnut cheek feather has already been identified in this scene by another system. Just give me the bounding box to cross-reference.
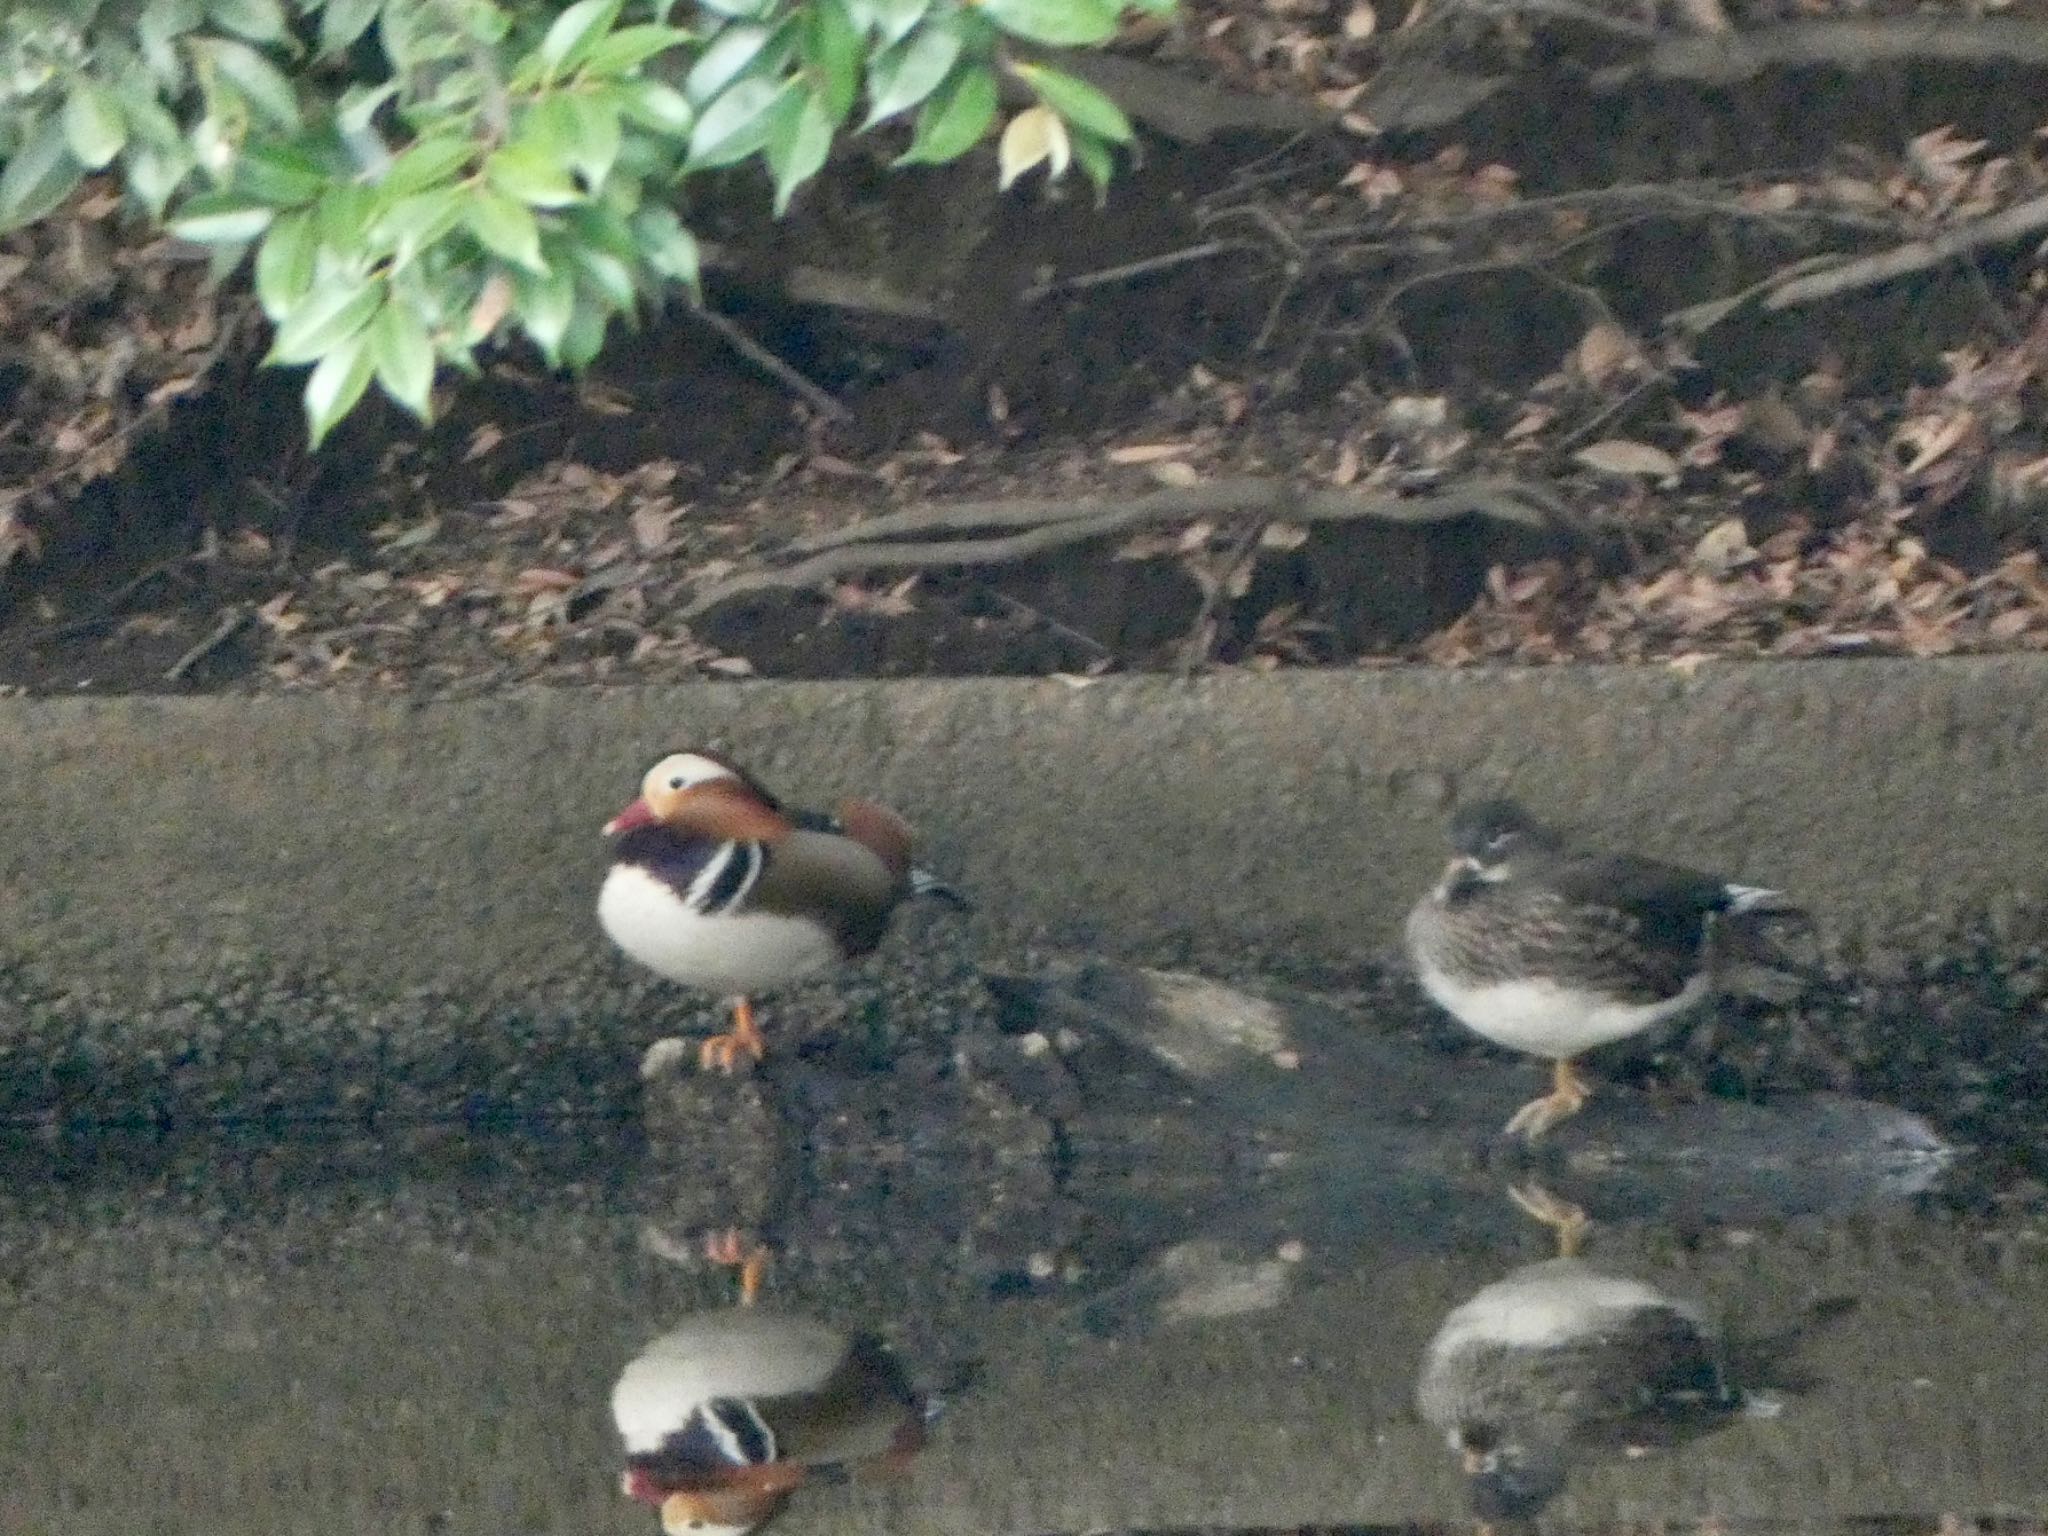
[606,797,658,837]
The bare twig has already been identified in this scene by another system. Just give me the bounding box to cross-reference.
[5,553,201,649]
[1020,241,1247,303]
[685,477,1561,616]
[990,592,1118,661]
[789,477,1283,554]
[1761,191,2048,311]
[1592,15,2048,89]
[1662,254,1839,333]
[165,605,249,683]
[687,305,852,424]
[1178,516,1270,674]
[1662,190,2048,333]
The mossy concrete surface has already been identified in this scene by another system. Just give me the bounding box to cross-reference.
[3,656,2045,997]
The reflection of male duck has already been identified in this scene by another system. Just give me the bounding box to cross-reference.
[1416,1254,1740,1519]
[612,1311,933,1535]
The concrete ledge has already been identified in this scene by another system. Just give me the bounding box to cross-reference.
[3,657,2044,996]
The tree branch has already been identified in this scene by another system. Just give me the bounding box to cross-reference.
[685,477,1563,616]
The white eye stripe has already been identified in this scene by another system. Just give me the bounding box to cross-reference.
[647,752,740,795]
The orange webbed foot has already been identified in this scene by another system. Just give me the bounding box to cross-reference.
[699,996,766,1074]
[703,1227,772,1305]
[1501,1057,1592,1142]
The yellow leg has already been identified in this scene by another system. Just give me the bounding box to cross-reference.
[699,996,767,1073]
[1501,1056,1592,1142]
[702,1227,772,1305]
[1507,1180,1592,1258]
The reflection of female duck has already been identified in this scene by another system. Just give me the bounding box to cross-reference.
[1416,1257,1738,1519]
[612,1311,932,1535]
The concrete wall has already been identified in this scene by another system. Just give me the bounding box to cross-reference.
[3,656,2044,995]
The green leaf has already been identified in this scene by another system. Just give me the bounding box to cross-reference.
[768,91,834,213]
[207,0,288,43]
[527,94,623,189]
[302,328,377,447]
[168,191,275,245]
[235,141,330,206]
[1070,123,1114,202]
[697,0,773,19]
[578,23,693,76]
[118,88,185,152]
[0,115,81,234]
[379,135,476,198]
[559,298,612,369]
[197,38,302,127]
[540,0,625,78]
[486,143,583,208]
[979,0,1119,45]
[617,79,695,136]
[369,299,436,419]
[138,1,198,90]
[514,266,577,360]
[127,146,194,217]
[803,0,863,123]
[1014,63,1133,142]
[464,188,547,271]
[632,205,700,291]
[63,82,129,170]
[897,64,997,164]
[336,81,398,135]
[572,245,637,310]
[268,275,382,365]
[863,20,962,127]
[373,188,467,265]
[687,77,791,168]
[318,0,382,55]
[862,0,932,48]
[314,181,377,247]
[254,207,318,317]
[686,23,772,104]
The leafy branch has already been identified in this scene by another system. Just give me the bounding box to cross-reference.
[0,0,1164,444]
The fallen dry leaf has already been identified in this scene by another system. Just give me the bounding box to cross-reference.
[1573,323,1639,387]
[1107,442,1199,465]
[1691,518,1753,575]
[1575,439,1681,481]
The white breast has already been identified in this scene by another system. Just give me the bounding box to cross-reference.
[1429,1261,1683,1358]
[599,864,839,995]
[611,1313,847,1452]
[1415,968,1706,1059]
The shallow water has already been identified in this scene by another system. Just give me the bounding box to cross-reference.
[3,959,2047,1536]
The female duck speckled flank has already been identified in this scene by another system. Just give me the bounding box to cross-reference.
[599,749,967,1072]
[1404,797,1799,1140]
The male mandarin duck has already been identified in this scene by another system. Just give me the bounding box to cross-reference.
[600,750,965,1071]
[611,1310,935,1536]
[1404,797,1799,1141]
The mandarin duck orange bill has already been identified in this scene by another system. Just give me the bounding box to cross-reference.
[611,1310,937,1536]
[600,751,968,1072]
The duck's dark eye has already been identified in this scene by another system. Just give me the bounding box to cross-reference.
[668,775,686,789]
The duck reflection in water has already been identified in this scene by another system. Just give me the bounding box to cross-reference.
[1417,1184,1745,1521]
[612,1308,937,1535]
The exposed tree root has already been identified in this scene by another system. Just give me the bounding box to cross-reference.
[684,477,1566,616]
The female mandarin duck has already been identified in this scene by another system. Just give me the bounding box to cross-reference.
[1404,798,1798,1141]
[612,1309,935,1536]
[600,750,965,1071]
